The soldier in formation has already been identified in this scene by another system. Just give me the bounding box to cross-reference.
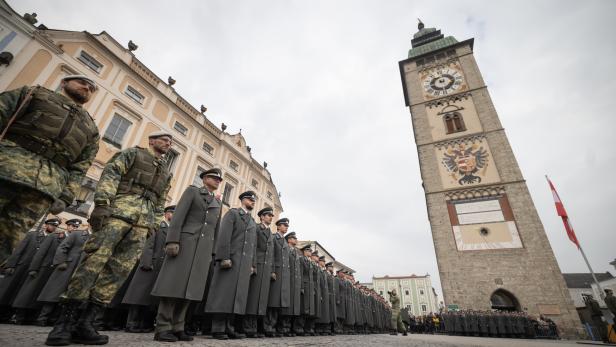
[0,75,100,261]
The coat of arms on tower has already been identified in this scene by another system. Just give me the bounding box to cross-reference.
[441,142,489,185]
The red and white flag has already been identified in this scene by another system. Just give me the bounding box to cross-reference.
[546,176,580,249]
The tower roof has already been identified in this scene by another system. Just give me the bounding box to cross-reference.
[408,20,459,59]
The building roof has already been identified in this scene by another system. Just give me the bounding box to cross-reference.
[562,272,614,288]
[408,21,459,58]
[373,274,430,280]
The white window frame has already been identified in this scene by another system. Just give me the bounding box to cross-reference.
[102,113,132,149]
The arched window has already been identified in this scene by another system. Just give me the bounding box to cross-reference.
[490,289,520,312]
[443,112,466,134]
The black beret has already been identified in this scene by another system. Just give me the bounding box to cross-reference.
[200,168,223,180]
[65,219,82,226]
[275,218,289,226]
[318,256,326,261]
[300,245,312,251]
[164,205,176,213]
[45,218,60,226]
[239,190,257,201]
[257,207,274,217]
[285,231,297,240]
[325,262,333,267]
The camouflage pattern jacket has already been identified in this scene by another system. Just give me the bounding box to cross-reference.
[0,86,100,203]
[95,147,171,229]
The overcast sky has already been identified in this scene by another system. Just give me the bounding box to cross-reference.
[11,0,615,299]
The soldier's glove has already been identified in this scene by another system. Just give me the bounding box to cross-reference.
[49,199,67,215]
[28,270,38,277]
[220,259,232,269]
[165,243,180,257]
[271,272,277,281]
[89,205,112,232]
[56,262,68,271]
[140,265,153,271]
[3,267,15,275]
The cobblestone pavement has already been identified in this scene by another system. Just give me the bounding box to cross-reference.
[0,324,585,347]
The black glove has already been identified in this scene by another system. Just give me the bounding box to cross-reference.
[165,243,179,257]
[140,265,153,271]
[89,205,112,232]
[220,259,232,269]
[28,270,38,277]
[56,262,68,271]
[3,267,15,275]
[49,199,67,215]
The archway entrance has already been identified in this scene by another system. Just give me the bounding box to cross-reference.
[490,289,520,311]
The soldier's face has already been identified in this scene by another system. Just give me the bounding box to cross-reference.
[241,197,256,210]
[303,250,311,257]
[203,176,222,191]
[164,211,173,221]
[260,213,273,225]
[66,225,77,232]
[277,224,288,234]
[150,136,172,155]
[45,224,57,232]
[287,237,297,246]
[62,79,94,104]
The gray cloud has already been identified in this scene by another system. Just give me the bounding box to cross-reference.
[11,0,615,299]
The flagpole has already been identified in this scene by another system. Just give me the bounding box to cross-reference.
[545,175,605,300]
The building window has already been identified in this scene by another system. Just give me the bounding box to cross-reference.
[420,289,425,295]
[125,85,145,104]
[443,112,466,134]
[267,191,273,199]
[251,178,259,188]
[173,121,188,136]
[192,166,206,187]
[222,183,234,205]
[164,149,179,172]
[379,291,383,295]
[421,304,427,312]
[78,51,103,73]
[103,114,132,149]
[202,142,214,155]
[229,160,239,172]
[405,290,410,296]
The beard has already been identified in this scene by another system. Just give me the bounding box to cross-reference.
[64,86,89,104]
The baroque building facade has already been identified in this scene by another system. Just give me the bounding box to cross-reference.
[371,274,439,316]
[398,21,582,337]
[0,1,283,222]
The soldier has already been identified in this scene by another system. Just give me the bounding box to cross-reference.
[315,256,330,335]
[342,271,355,334]
[0,218,49,321]
[297,244,315,335]
[12,218,65,324]
[37,219,89,326]
[0,76,100,261]
[325,262,337,335]
[152,168,223,342]
[123,205,174,334]
[280,231,302,336]
[204,191,257,340]
[264,218,290,337]
[307,250,322,335]
[388,289,406,336]
[584,294,608,343]
[334,270,346,334]
[605,289,616,318]
[45,130,173,346]
[243,207,275,338]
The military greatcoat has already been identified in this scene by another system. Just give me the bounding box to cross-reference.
[245,223,274,316]
[0,231,45,305]
[268,232,290,308]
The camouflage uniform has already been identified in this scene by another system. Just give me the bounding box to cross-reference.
[0,86,99,261]
[389,293,406,334]
[63,146,171,305]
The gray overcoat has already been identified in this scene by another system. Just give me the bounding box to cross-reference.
[316,267,330,323]
[204,208,257,314]
[37,230,89,303]
[327,272,337,322]
[245,223,274,316]
[0,231,45,305]
[335,276,345,320]
[282,247,301,316]
[123,220,168,306]
[299,256,315,316]
[312,261,322,318]
[151,186,221,301]
[12,232,63,309]
[267,233,290,308]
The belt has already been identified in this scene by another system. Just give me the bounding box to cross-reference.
[5,134,70,167]
[121,184,160,204]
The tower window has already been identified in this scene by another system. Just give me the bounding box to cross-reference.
[443,112,466,134]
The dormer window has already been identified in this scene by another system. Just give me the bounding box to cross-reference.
[125,85,144,104]
[173,121,188,136]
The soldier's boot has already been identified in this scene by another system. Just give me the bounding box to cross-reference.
[45,301,81,346]
[70,302,109,345]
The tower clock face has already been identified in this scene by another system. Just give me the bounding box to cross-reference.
[422,66,466,98]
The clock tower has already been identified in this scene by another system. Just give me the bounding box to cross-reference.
[399,21,582,337]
